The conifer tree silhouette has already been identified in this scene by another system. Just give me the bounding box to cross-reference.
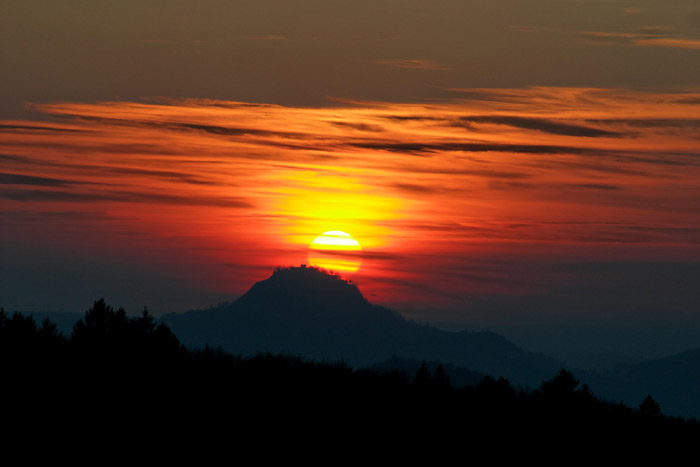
[539,368,579,397]
[433,364,450,390]
[413,360,432,387]
[639,395,662,417]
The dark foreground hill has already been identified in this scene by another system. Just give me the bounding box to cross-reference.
[8,265,700,419]
[162,266,561,387]
[2,303,698,451]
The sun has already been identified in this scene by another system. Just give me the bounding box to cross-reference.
[308,231,363,274]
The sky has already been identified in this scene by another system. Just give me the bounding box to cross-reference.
[1,1,699,340]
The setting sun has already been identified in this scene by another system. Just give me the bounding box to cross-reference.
[308,231,363,274]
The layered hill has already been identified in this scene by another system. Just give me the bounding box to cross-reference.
[585,348,700,419]
[162,265,561,387]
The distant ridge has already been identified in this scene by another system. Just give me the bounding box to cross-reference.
[588,347,700,419]
[162,265,561,386]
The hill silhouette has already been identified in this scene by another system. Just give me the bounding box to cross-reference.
[11,270,700,418]
[5,301,699,449]
[162,265,561,387]
[585,347,700,419]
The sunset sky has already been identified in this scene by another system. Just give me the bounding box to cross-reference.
[1,1,699,333]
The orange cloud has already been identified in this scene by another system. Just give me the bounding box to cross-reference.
[2,88,699,308]
[635,37,700,50]
[579,30,700,50]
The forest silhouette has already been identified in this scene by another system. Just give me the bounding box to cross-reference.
[2,298,698,445]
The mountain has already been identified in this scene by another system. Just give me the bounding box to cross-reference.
[162,265,561,387]
[585,348,700,419]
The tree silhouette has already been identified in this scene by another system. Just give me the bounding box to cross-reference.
[470,375,517,406]
[71,298,128,344]
[539,368,579,397]
[71,299,181,352]
[37,317,62,341]
[4,300,700,440]
[639,395,662,417]
[67,298,186,390]
[433,364,450,390]
[413,360,432,387]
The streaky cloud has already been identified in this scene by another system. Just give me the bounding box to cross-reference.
[330,121,385,132]
[69,115,307,140]
[391,182,440,194]
[586,118,700,128]
[0,154,32,162]
[579,30,700,50]
[0,187,251,208]
[573,183,622,191]
[105,167,225,186]
[351,140,601,156]
[636,37,700,50]
[459,115,620,138]
[0,172,79,187]
[0,124,82,133]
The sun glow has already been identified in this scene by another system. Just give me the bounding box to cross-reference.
[308,231,363,274]
[3,88,700,305]
[273,170,402,251]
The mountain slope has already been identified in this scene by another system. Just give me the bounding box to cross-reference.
[162,266,561,386]
[587,348,700,418]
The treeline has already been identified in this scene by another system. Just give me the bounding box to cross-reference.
[2,299,698,443]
